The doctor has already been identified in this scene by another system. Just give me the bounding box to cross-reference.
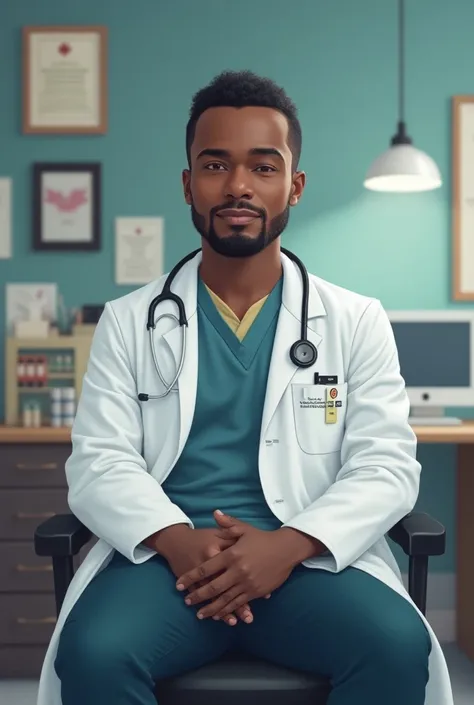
[38,70,453,705]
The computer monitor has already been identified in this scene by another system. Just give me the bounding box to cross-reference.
[387,310,474,425]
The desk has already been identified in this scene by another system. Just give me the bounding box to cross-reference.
[0,423,473,674]
[413,422,474,662]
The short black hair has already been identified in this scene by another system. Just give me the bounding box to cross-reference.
[186,70,302,170]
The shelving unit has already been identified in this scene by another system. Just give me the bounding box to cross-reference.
[5,333,94,427]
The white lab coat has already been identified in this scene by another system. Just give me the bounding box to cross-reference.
[37,251,453,705]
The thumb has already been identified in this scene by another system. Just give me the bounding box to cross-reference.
[213,510,246,536]
[213,509,235,525]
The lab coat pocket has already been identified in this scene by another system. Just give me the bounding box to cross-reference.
[291,383,348,455]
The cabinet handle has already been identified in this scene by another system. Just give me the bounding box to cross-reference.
[16,616,56,625]
[15,462,58,471]
[15,563,53,573]
[15,512,55,520]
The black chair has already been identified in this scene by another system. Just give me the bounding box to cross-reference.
[35,511,445,705]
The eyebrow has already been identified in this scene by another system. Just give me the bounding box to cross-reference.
[196,147,284,161]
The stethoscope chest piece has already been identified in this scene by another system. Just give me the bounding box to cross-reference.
[289,339,318,368]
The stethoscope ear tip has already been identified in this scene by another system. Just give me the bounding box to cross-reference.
[138,393,149,402]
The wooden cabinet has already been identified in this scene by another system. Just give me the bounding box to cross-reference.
[0,428,73,677]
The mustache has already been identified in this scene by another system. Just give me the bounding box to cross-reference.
[209,201,266,219]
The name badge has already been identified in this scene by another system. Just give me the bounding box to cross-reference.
[325,386,339,424]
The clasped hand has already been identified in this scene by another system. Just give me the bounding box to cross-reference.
[176,510,301,621]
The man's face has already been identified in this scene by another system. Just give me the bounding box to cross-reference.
[182,106,305,258]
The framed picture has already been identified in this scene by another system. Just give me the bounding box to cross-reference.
[32,162,101,251]
[5,283,58,336]
[452,95,474,300]
[23,25,107,134]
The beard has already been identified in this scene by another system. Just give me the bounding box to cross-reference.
[190,199,290,258]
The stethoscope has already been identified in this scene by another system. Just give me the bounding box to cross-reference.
[138,247,317,401]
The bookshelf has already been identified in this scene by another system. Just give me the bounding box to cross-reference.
[5,329,94,426]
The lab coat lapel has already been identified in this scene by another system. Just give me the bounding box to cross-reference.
[162,251,201,457]
[261,253,326,437]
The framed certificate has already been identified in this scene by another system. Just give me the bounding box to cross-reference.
[33,162,101,251]
[452,95,474,300]
[115,217,164,285]
[23,26,107,134]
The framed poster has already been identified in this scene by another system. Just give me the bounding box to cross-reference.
[32,162,101,251]
[23,25,107,134]
[5,283,58,336]
[452,95,474,300]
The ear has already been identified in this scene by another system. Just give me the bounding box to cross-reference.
[182,169,192,205]
[289,170,306,206]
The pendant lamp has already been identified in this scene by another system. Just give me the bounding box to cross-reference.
[364,0,442,192]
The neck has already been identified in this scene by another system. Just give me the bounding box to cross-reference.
[199,240,282,319]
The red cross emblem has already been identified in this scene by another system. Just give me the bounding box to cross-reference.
[58,43,71,56]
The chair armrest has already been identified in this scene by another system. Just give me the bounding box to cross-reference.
[34,513,92,557]
[387,512,445,616]
[388,511,446,556]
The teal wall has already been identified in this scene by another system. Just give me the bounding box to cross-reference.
[1,0,473,572]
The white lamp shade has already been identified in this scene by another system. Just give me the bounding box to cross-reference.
[364,144,442,192]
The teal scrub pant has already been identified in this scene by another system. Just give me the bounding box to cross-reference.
[55,551,432,705]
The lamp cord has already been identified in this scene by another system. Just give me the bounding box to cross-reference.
[391,0,411,144]
[398,0,405,123]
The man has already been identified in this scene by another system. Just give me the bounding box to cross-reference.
[38,71,452,705]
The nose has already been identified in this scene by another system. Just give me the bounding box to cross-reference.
[224,165,254,201]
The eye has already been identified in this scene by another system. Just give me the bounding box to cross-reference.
[204,162,227,171]
[254,165,277,173]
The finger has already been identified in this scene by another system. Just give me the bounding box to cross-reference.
[222,613,238,626]
[216,597,251,622]
[235,604,253,624]
[213,511,247,533]
[214,602,253,625]
[176,552,228,591]
[197,588,248,620]
[189,578,242,626]
[213,509,237,525]
[184,570,235,606]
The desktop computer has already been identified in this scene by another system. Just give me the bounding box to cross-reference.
[388,310,474,425]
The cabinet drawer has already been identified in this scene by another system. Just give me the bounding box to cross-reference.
[0,594,57,645]
[0,645,47,677]
[0,444,70,488]
[0,540,97,593]
[0,489,69,539]
[0,543,54,592]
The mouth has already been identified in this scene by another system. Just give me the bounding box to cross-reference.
[216,209,260,226]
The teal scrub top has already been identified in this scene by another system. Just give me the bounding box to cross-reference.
[162,273,283,531]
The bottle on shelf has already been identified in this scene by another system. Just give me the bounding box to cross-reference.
[26,357,36,386]
[64,354,73,373]
[35,355,48,387]
[50,388,62,427]
[56,354,64,373]
[61,387,76,426]
[31,401,42,428]
[17,355,26,387]
[22,402,33,428]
